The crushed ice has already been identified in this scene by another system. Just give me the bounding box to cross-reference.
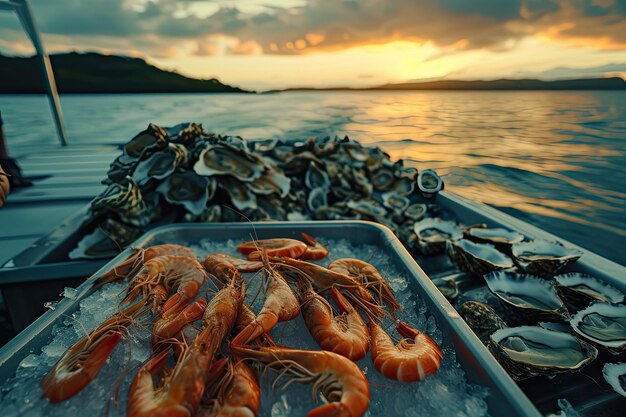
[0,238,490,417]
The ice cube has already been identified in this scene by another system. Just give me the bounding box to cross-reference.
[61,287,78,300]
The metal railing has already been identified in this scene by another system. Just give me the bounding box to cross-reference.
[0,0,68,146]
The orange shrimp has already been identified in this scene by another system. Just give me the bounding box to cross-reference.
[152,297,208,350]
[203,254,246,286]
[95,244,196,287]
[205,253,263,273]
[231,345,370,417]
[298,280,369,361]
[42,301,143,402]
[237,238,308,260]
[127,345,210,417]
[231,256,299,346]
[328,258,400,317]
[299,233,329,260]
[122,255,205,313]
[199,358,261,417]
[128,278,243,417]
[273,257,383,319]
[369,320,443,382]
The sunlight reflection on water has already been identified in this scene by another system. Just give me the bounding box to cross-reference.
[1,90,624,265]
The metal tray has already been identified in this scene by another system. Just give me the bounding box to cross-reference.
[0,221,539,417]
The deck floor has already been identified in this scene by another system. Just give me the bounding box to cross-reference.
[0,144,118,266]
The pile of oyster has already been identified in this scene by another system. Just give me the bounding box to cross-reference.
[70,122,443,259]
[413,220,626,390]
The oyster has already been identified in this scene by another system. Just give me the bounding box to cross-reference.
[417,169,444,198]
[91,177,154,227]
[569,302,626,353]
[512,239,583,277]
[104,154,138,185]
[248,170,291,198]
[391,176,415,196]
[555,273,624,312]
[603,363,626,398]
[404,203,427,221]
[167,122,203,146]
[307,187,328,212]
[446,239,514,276]
[432,277,460,302]
[342,141,370,162]
[219,176,257,211]
[460,301,507,345]
[484,271,570,321]
[371,168,395,191]
[132,143,189,185]
[124,123,169,158]
[463,225,524,246]
[305,162,330,189]
[69,219,143,260]
[489,326,597,380]
[194,146,262,182]
[382,191,410,212]
[156,172,212,216]
[250,138,278,154]
[413,218,463,255]
[346,199,387,219]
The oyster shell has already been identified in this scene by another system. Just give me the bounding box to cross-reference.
[417,169,443,197]
[484,271,570,321]
[307,187,328,212]
[382,191,410,212]
[194,146,262,182]
[69,219,143,260]
[305,162,330,189]
[219,176,257,211]
[346,199,387,219]
[124,123,169,158]
[489,326,597,380]
[460,301,507,345]
[463,225,524,246]
[132,143,189,185]
[156,172,212,216]
[104,154,138,185]
[432,277,460,302]
[569,302,626,353]
[555,273,624,312]
[167,122,203,146]
[404,204,427,221]
[391,176,415,195]
[603,363,626,398]
[413,218,463,255]
[512,239,583,277]
[371,168,395,191]
[446,239,514,276]
[91,177,154,227]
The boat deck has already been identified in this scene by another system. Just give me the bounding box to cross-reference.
[0,144,117,266]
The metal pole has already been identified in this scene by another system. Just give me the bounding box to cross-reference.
[3,0,69,146]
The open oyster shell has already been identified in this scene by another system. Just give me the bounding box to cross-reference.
[555,273,624,312]
[489,326,597,380]
[603,363,626,398]
[417,168,443,198]
[413,218,463,256]
[91,176,154,227]
[484,271,570,321]
[569,302,626,354]
[446,239,514,276]
[156,171,212,216]
[512,239,583,277]
[194,145,263,181]
[460,301,507,345]
[124,123,169,159]
[463,225,524,246]
[132,143,189,185]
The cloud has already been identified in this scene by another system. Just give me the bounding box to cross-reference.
[0,0,624,58]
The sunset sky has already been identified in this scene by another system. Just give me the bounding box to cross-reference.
[1,0,625,90]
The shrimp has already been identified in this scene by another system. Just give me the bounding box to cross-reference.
[299,233,329,260]
[369,320,443,382]
[231,255,299,346]
[127,345,210,417]
[273,257,383,319]
[237,238,308,260]
[234,303,275,346]
[203,254,246,286]
[328,258,400,317]
[205,253,263,273]
[95,244,196,287]
[128,278,243,417]
[42,301,143,402]
[231,345,370,417]
[298,280,369,361]
[152,297,208,351]
[199,358,261,417]
[122,255,205,313]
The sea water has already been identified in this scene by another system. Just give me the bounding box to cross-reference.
[0,237,490,416]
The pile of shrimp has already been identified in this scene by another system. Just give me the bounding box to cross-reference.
[41,233,443,417]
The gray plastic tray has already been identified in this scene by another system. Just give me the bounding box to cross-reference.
[0,221,540,417]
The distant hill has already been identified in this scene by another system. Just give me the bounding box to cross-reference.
[0,52,249,94]
[270,77,626,92]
